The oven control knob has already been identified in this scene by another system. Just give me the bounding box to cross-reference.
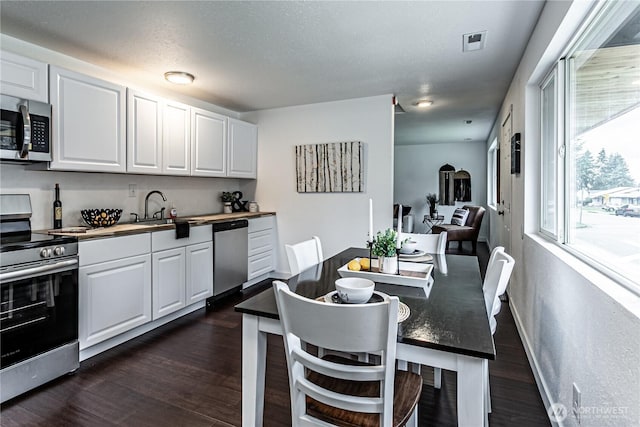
[54,247,65,256]
[40,248,52,258]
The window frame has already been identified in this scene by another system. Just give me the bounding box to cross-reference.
[487,137,498,209]
[538,0,640,295]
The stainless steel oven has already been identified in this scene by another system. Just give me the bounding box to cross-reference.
[0,94,51,162]
[0,194,79,403]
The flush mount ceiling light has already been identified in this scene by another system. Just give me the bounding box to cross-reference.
[164,71,195,85]
[415,100,433,108]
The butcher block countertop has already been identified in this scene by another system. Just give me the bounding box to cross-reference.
[40,212,275,240]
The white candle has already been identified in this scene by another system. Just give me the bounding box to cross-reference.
[368,198,373,241]
[396,204,403,248]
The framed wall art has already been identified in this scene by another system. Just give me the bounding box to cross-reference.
[295,141,365,193]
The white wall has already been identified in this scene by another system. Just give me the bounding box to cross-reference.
[394,142,487,237]
[242,95,394,274]
[0,164,241,230]
[491,1,640,426]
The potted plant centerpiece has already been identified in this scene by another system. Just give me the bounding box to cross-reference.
[426,193,439,219]
[372,228,405,274]
[221,192,235,213]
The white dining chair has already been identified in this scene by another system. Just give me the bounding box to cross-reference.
[285,236,323,276]
[403,232,447,254]
[272,281,422,427]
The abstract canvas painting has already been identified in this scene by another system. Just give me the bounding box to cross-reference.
[295,141,365,193]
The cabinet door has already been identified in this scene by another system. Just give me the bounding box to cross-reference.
[152,248,186,320]
[127,89,162,174]
[248,251,275,280]
[163,100,191,175]
[50,66,126,172]
[191,107,226,177]
[79,254,151,349]
[186,241,213,304]
[227,118,258,178]
[0,51,48,102]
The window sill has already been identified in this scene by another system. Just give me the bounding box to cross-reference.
[526,232,640,319]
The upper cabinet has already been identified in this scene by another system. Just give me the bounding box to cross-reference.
[50,66,126,173]
[126,90,191,176]
[228,118,258,179]
[127,89,162,174]
[0,51,48,102]
[191,107,227,177]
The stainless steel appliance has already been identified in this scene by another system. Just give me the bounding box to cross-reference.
[0,194,79,403]
[0,95,52,162]
[207,219,248,307]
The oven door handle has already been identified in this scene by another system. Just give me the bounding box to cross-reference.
[0,258,78,282]
[18,104,32,159]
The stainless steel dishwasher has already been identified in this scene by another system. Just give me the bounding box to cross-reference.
[208,219,248,306]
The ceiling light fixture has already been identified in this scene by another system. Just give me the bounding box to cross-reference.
[164,71,195,85]
[416,100,433,108]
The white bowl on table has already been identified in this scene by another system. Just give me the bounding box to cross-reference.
[399,240,418,254]
[335,277,375,304]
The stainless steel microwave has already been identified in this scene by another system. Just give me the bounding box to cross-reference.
[0,94,51,162]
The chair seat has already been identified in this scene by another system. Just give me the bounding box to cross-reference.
[306,355,423,427]
[431,224,474,233]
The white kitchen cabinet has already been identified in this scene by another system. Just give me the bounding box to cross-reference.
[151,225,212,318]
[79,233,152,350]
[163,100,191,175]
[127,90,191,175]
[247,216,276,282]
[186,241,213,304]
[50,66,126,172]
[0,50,48,102]
[127,89,162,174]
[227,118,258,179]
[152,247,186,320]
[191,107,227,177]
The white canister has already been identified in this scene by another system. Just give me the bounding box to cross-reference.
[249,201,259,212]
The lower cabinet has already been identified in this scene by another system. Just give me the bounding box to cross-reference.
[151,225,213,320]
[79,226,213,352]
[79,234,152,350]
[247,216,276,282]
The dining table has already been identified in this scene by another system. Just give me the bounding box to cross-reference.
[235,247,495,427]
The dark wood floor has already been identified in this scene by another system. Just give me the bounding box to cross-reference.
[1,243,550,426]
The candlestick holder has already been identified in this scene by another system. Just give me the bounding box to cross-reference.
[367,239,373,266]
[396,248,401,275]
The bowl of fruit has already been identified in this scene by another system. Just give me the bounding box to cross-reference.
[81,208,123,228]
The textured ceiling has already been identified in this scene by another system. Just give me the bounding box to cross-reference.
[0,1,545,145]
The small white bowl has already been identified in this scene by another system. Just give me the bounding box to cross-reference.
[399,240,418,254]
[335,277,375,304]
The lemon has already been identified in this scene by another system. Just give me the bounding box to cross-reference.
[347,260,361,271]
[359,258,370,271]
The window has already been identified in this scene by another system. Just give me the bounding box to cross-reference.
[487,138,498,208]
[540,1,640,292]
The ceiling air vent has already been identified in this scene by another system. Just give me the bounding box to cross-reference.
[463,31,487,52]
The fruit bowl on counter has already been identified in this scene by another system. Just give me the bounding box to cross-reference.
[81,209,123,228]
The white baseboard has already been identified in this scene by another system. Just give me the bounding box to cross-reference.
[509,298,563,426]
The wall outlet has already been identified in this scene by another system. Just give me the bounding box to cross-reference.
[573,383,581,423]
[128,184,136,197]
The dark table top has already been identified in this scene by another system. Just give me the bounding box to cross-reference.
[235,248,495,360]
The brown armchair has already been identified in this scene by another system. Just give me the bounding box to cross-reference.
[431,205,485,254]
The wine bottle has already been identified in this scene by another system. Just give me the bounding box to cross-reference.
[53,183,62,229]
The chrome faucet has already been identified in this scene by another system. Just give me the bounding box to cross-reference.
[144,190,167,220]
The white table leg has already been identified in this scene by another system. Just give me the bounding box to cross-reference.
[242,314,267,427]
[457,356,486,427]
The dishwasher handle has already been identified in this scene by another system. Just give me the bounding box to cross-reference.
[213,219,248,232]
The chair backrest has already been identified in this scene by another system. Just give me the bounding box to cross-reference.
[462,205,486,231]
[482,249,515,334]
[403,231,447,254]
[285,236,324,276]
[273,281,399,426]
[486,246,505,278]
